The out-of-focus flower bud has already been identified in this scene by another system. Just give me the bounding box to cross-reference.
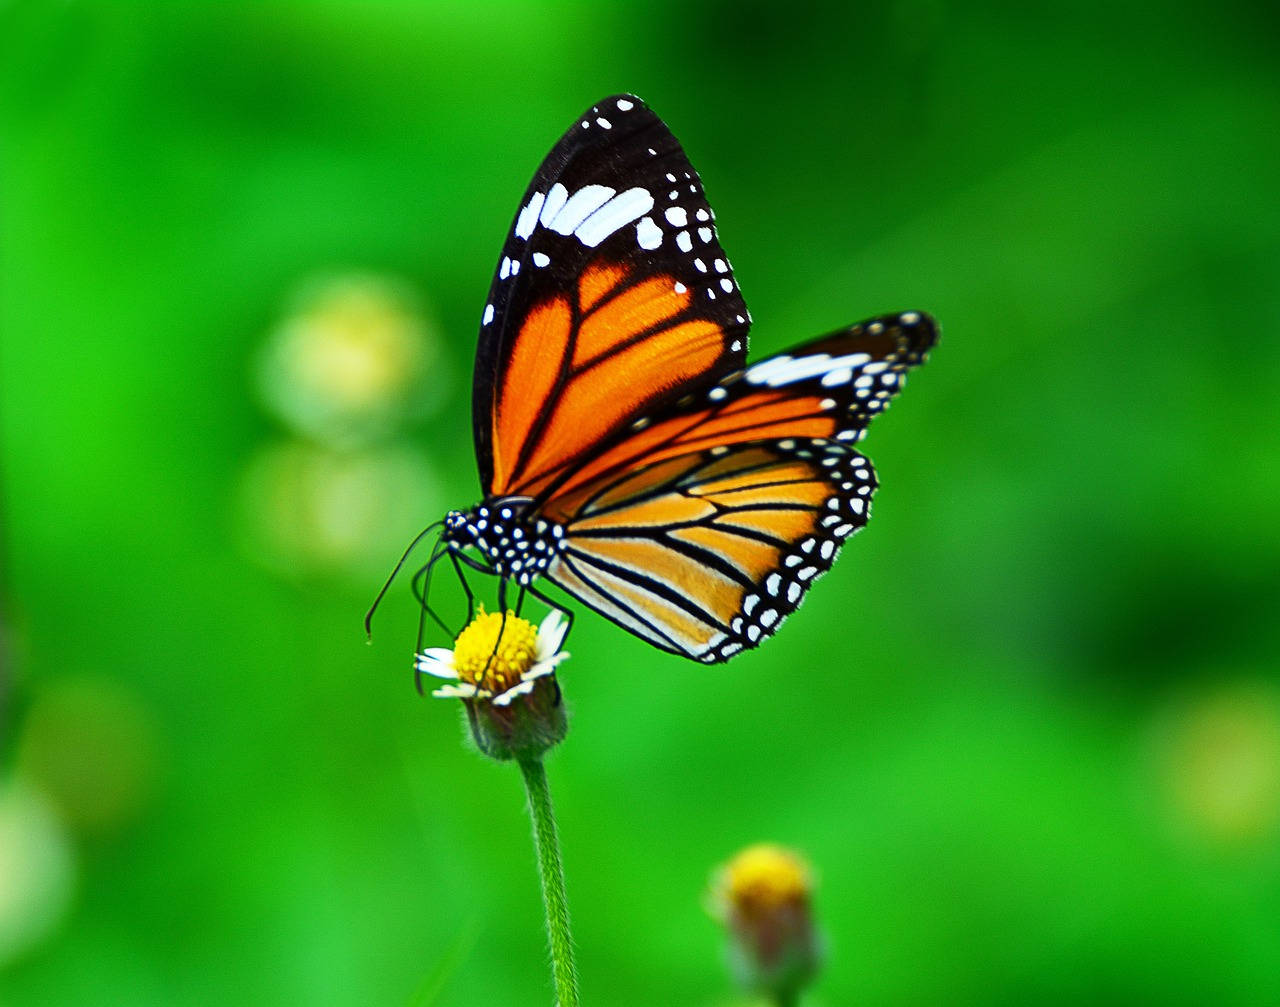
[711,843,822,1004]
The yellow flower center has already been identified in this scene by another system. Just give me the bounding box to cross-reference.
[722,844,812,914]
[452,608,540,695]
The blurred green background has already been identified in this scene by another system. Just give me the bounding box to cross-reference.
[2,1,1279,1004]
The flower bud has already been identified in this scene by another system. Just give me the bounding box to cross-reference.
[711,843,822,1001]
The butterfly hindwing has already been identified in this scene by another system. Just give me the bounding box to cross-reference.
[473,94,752,502]
[542,438,878,662]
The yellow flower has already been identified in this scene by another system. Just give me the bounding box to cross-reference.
[417,608,569,706]
[418,609,571,761]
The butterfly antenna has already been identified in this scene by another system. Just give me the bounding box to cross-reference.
[365,520,444,639]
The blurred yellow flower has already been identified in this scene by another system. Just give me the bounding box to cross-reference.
[717,843,813,919]
[1153,681,1280,849]
[712,844,821,1003]
[257,274,446,446]
[237,441,441,582]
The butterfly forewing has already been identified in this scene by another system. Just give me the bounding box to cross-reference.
[535,311,938,512]
[473,94,751,501]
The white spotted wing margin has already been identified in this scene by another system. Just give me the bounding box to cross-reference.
[734,310,940,436]
[471,93,752,494]
[541,439,879,663]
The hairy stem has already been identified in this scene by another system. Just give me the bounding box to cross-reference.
[518,756,579,1007]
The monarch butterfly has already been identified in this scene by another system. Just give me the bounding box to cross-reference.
[372,94,937,665]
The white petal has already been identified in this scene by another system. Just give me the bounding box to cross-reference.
[415,648,459,679]
[521,659,559,682]
[432,683,477,700]
[536,610,568,660]
[544,651,571,672]
[492,679,537,707]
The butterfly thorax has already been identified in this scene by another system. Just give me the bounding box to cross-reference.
[443,498,566,586]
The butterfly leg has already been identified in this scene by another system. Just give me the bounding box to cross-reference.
[448,550,478,623]
[411,546,453,636]
[524,583,571,705]
[412,546,457,695]
[525,583,575,650]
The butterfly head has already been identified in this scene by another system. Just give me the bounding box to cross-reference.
[442,498,563,585]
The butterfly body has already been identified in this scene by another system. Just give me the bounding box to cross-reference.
[444,499,564,586]
[417,94,937,664]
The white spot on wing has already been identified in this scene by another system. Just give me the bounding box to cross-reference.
[516,191,545,240]
[532,252,550,267]
[482,304,494,325]
[636,216,662,250]
[549,184,616,236]
[664,206,688,227]
[539,183,568,226]
[576,187,655,247]
[676,230,693,252]
[616,98,634,110]
[745,352,872,387]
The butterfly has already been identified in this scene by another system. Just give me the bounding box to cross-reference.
[375,94,937,665]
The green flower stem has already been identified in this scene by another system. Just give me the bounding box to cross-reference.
[518,756,579,1007]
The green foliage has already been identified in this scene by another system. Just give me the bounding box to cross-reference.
[2,1,1278,1004]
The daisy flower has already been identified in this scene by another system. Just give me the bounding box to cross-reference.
[417,607,569,706]
[417,608,570,761]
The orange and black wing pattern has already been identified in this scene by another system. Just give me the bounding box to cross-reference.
[539,311,937,661]
[472,95,751,500]
[536,311,937,512]
[545,438,877,662]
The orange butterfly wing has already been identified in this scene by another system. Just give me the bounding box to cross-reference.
[544,439,877,661]
[472,95,751,500]
[535,312,937,660]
